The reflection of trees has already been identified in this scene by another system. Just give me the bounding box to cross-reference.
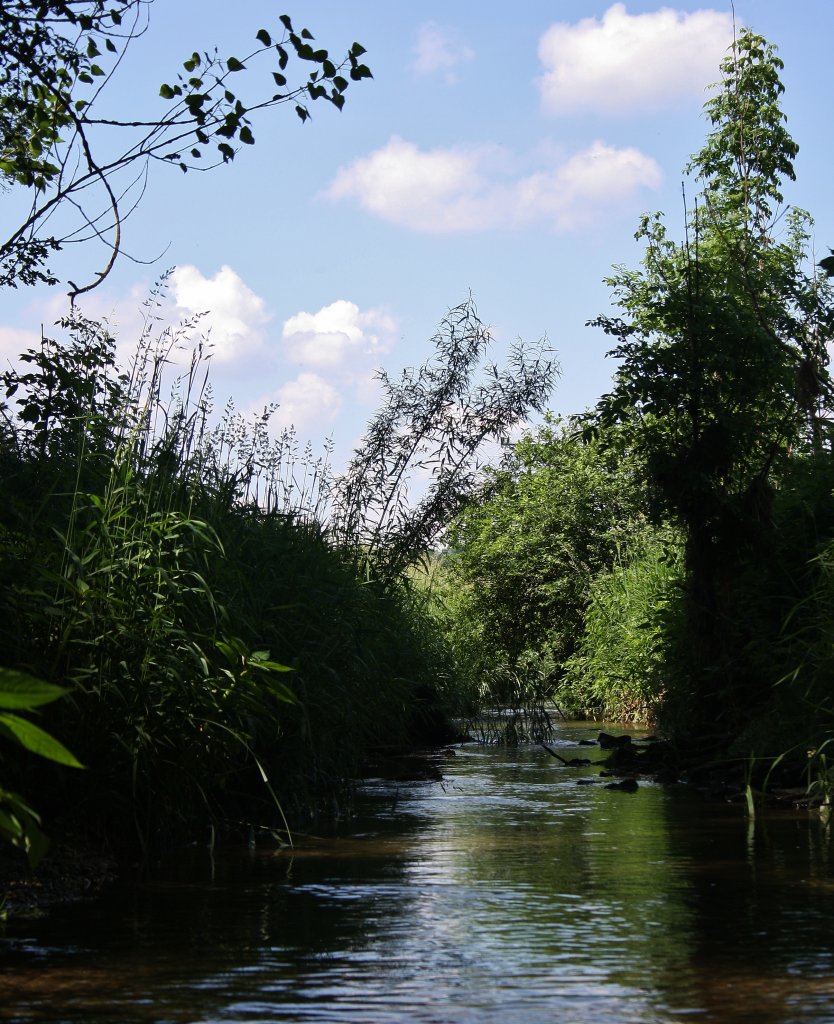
[402,748,699,994]
[659,796,834,1022]
[7,749,834,1022]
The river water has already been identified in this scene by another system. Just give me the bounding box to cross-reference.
[2,722,834,1023]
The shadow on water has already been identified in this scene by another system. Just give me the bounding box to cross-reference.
[2,722,833,1023]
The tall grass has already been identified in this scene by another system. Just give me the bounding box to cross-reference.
[0,301,454,852]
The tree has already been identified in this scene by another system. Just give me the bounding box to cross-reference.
[443,417,650,706]
[588,29,834,742]
[0,1,371,296]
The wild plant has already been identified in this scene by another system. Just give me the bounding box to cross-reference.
[330,296,557,579]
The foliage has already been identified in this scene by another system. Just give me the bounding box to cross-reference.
[0,297,462,852]
[587,29,834,745]
[331,296,557,581]
[562,528,684,722]
[439,416,650,713]
[0,2,371,294]
[0,669,82,867]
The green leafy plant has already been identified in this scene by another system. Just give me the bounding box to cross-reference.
[0,669,83,867]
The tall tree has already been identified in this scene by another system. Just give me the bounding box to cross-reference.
[0,1,371,296]
[589,29,834,743]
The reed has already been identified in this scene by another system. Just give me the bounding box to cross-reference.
[0,300,455,851]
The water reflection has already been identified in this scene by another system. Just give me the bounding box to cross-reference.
[1,726,833,1023]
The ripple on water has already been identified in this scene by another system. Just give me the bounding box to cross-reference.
[2,736,834,1024]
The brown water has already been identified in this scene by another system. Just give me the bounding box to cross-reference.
[2,723,834,1023]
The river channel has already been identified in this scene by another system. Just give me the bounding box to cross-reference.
[2,722,834,1023]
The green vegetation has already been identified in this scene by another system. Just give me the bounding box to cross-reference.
[439,29,834,783]
[0,292,552,856]
[3,17,834,872]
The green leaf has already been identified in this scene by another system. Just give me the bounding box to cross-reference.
[279,14,293,31]
[90,64,105,77]
[350,42,367,57]
[0,670,68,710]
[277,45,289,70]
[256,28,272,47]
[301,28,314,40]
[0,714,84,768]
[159,83,176,99]
[86,38,100,58]
[238,126,255,145]
[295,105,309,123]
[226,56,245,72]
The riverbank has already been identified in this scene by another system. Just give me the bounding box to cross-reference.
[0,841,117,920]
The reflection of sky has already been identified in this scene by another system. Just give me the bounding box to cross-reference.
[5,741,834,1022]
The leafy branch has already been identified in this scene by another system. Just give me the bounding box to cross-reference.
[0,2,372,295]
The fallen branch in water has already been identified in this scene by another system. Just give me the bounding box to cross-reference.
[540,742,569,765]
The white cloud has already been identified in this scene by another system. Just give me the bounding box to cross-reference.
[514,140,663,229]
[170,264,270,363]
[412,21,474,84]
[326,136,661,233]
[0,326,40,370]
[537,3,733,115]
[282,299,396,369]
[270,372,343,432]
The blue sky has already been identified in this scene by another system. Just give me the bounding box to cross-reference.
[2,1,832,471]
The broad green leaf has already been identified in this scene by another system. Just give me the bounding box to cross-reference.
[256,29,272,47]
[159,83,175,99]
[226,57,245,73]
[0,714,84,768]
[0,670,67,710]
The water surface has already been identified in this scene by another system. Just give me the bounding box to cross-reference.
[2,723,833,1023]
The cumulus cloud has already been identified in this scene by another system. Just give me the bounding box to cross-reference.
[282,299,396,369]
[171,264,270,363]
[537,3,733,115]
[412,21,474,84]
[270,372,343,432]
[325,135,661,233]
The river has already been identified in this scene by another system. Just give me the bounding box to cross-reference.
[2,722,833,1023]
